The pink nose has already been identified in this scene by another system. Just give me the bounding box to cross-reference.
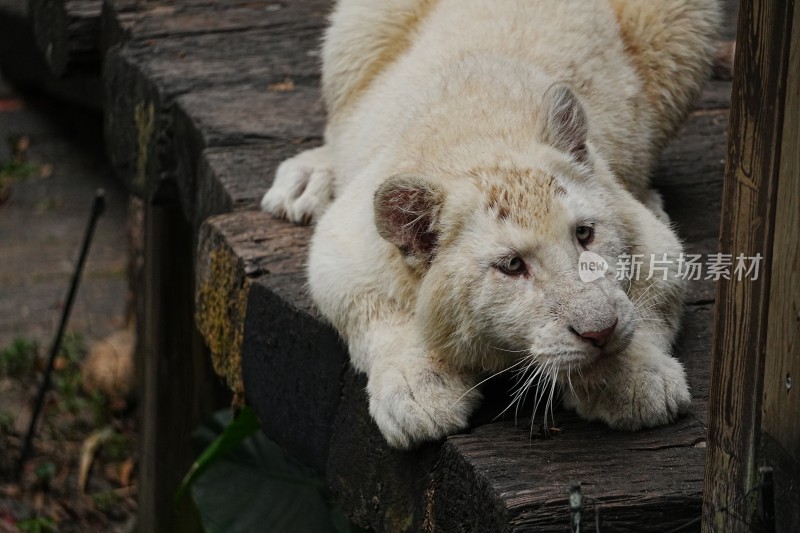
[571,319,617,348]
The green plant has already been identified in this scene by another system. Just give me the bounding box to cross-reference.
[0,337,37,377]
[59,332,86,364]
[89,391,110,427]
[34,461,56,488]
[102,430,131,462]
[91,490,120,513]
[0,160,37,182]
[0,410,14,432]
[16,516,57,533]
[181,407,364,533]
[52,332,89,414]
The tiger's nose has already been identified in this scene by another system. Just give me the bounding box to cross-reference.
[570,318,618,348]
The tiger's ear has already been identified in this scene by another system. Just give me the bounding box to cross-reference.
[374,174,444,266]
[540,83,589,161]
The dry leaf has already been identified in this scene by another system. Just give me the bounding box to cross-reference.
[78,427,114,494]
[119,458,135,487]
[268,79,295,92]
[39,164,54,178]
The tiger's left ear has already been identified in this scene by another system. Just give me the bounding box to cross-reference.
[374,174,444,268]
[540,83,589,162]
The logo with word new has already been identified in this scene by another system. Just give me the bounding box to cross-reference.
[578,251,608,282]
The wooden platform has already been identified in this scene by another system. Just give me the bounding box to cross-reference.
[18,0,741,530]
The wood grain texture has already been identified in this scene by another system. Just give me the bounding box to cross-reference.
[172,86,324,223]
[196,211,312,396]
[762,0,800,468]
[100,0,327,197]
[760,2,800,529]
[194,140,322,230]
[703,0,798,531]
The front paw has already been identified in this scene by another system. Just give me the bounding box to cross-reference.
[260,145,334,224]
[564,353,691,431]
[367,365,481,449]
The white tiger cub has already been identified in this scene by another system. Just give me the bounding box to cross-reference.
[261,0,718,448]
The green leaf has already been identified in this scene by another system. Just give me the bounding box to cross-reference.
[175,406,260,504]
[183,407,365,533]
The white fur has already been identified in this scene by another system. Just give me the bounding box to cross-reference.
[262,0,718,448]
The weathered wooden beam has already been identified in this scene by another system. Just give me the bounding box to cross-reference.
[172,85,324,225]
[98,3,330,531]
[100,0,325,197]
[703,0,800,531]
[29,0,102,77]
[0,0,101,108]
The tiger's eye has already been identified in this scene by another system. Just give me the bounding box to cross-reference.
[499,256,526,276]
[576,225,594,246]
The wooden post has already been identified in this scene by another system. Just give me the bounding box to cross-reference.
[138,201,224,533]
[703,1,800,531]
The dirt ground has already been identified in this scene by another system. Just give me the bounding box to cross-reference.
[0,71,138,532]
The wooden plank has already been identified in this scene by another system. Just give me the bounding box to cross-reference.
[29,0,102,77]
[194,141,321,230]
[325,368,440,532]
[242,274,349,474]
[172,86,324,223]
[436,419,706,532]
[702,0,798,531]
[94,0,734,530]
[760,2,800,528]
[102,0,329,47]
[762,0,800,465]
[101,2,324,197]
[196,211,312,397]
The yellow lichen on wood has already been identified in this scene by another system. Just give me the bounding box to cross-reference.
[196,247,249,397]
[133,101,154,191]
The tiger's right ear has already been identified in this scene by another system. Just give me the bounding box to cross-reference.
[374,174,444,266]
[540,83,589,162]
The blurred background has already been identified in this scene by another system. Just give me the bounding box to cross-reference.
[0,10,139,530]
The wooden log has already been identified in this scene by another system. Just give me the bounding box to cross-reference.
[172,85,324,225]
[29,0,102,78]
[702,0,800,531]
[100,0,326,197]
[196,212,313,397]
[194,141,321,230]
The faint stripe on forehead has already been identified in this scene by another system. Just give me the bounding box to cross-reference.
[476,168,561,225]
